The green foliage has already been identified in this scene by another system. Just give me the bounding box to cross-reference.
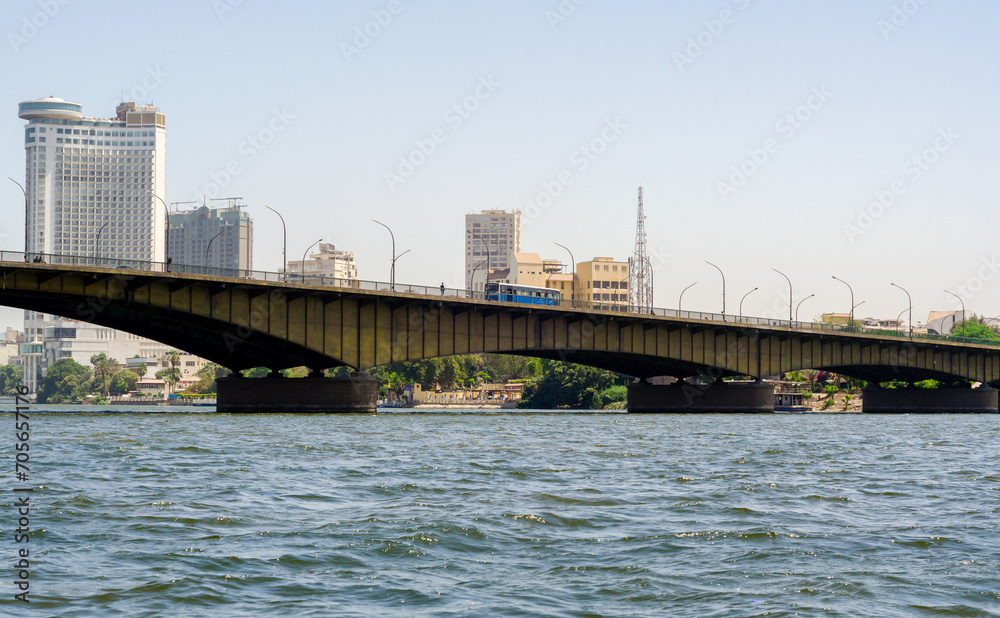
[183,363,227,394]
[518,360,629,409]
[0,365,24,395]
[155,367,182,394]
[952,318,999,340]
[824,384,838,397]
[109,369,138,395]
[879,380,910,389]
[280,366,309,378]
[90,353,120,396]
[241,367,272,378]
[37,358,92,403]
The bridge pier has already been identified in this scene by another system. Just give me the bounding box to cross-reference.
[861,386,998,413]
[216,372,378,413]
[627,379,774,413]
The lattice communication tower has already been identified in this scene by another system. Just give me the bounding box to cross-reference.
[630,186,654,312]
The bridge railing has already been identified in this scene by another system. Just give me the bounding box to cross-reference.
[5,249,1000,348]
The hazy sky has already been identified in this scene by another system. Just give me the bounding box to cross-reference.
[2,0,999,332]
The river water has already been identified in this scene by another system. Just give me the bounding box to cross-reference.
[2,405,998,617]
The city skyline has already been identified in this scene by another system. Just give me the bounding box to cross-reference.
[3,1,1000,332]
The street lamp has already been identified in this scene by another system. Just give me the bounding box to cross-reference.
[9,177,28,261]
[393,249,411,286]
[372,218,398,290]
[266,205,287,281]
[471,232,490,293]
[145,190,171,270]
[205,228,226,267]
[554,241,575,305]
[795,293,815,323]
[469,259,487,297]
[705,261,726,321]
[944,289,966,337]
[739,287,758,322]
[897,307,908,334]
[773,268,793,323]
[890,283,912,338]
[300,238,323,281]
[832,276,854,325]
[678,282,697,313]
[95,221,110,264]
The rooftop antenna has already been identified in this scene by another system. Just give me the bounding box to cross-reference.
[629,186,654,313]
[211,197,244,210]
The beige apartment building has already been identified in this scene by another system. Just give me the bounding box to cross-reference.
[572,258,630,309]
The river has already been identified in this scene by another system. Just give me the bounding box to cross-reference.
[2,405,998,616]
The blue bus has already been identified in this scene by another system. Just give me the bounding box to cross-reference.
[485,282,561,305]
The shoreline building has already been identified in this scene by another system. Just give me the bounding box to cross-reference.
[168,203,253,273]
[285,243,358,282]
[17,96,187,391]
[465,210,521,291]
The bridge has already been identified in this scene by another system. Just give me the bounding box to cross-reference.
[2,252,998,413]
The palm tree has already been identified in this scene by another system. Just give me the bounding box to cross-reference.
[90,353,119,396]
[134,363,147,380]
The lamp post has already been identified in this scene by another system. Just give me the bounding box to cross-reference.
[739,287,758,322]
[470,259,487,298]
[145,190,171,270]
[205,228,226,268]
[795,293,815,323]
[832,276,854,326]
[890,283,912,338]
[678,282,697,313]
[371,218,397,290]
[705,260,726,321]
[471,232,490,293]
[773,268,793,323]
[553,242,575,305]
[392,249,411,287]
[266,205,287,281]
[894,307,908,334]
[95,221,110,264]
[300,238,323,282]
[9,177,28,261]
[944,289,966,337]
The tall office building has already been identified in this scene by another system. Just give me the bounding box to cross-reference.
[464,209,521,290]
[168,204,253,272]
[18,97,171,391]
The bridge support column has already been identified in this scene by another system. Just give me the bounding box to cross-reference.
[216,372,378,413]
[861,386,998,413]
[627,380,774,413]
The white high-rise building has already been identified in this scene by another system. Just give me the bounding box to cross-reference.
[19,97,166,262]
[18,97,170,392]
[464,210,521,291]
